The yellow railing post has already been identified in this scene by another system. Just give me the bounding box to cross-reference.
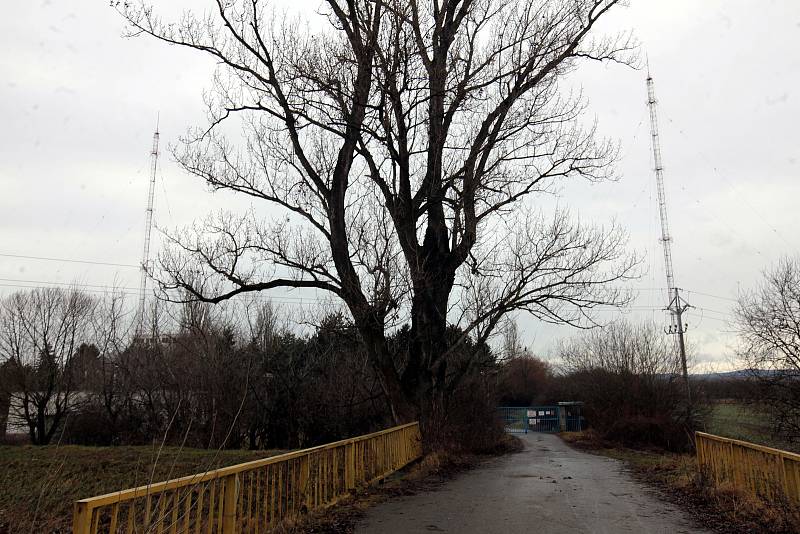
[73,501,91,534]
[345,442,355,490]
[299,453,311,510]
[221,473,240,534]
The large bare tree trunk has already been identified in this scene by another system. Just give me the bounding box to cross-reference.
[118,0,638,426]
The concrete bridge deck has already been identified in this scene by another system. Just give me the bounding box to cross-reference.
[356,433,709,534]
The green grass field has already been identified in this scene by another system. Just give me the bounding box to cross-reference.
[704,401,799,453]
[0,444,284,533]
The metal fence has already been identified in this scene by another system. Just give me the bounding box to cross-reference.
[498,406,562,433]
[73,422,422,534]
[564,414,583,432]
[696,431,800,504]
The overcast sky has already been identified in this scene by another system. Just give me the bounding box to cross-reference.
[1,1,799,371]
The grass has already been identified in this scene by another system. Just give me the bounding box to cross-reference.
[704,401,800,453]
[561,430,800,534]
[0,444,284,534]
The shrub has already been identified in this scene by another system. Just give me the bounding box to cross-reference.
[62,404,116,446]
[554,320,702,452]
[603,415,691,451]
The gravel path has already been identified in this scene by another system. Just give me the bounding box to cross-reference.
[355,433,710,534]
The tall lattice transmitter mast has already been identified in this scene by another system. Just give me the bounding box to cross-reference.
[646,72,692,401]
[138,124,160,332]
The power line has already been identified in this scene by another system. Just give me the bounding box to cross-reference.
[0,253,138,268]
[0,273,740,313]
[629,287,738,304]
[0,275,318,301]
[0,278,137,291]
[692,306,734,318]
[0,283,131,295]
[0,280,331,306]
[685,289,738,303]
[0,278,737,312]
[693,314,730,324]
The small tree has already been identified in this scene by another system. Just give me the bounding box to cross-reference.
[118,0,638,423]
[498,354,552,406]
[0,287,95,444]
[736,256,800,442]
[91,291,131,443]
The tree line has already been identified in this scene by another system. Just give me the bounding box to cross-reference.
[0,288,380,447]
[4,256,798,452]
[0,287,504,450]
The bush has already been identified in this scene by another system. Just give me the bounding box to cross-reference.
[603,415,691,451]
[554,321,703,452]
[62,404,116,446]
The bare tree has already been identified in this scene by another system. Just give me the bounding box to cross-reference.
[88,290,133,441]
[0,287,95,445]
[118,0,637,422]
[558,320,680,377]
[736,256,800,441]
[497,353,552,407]
[500,319,525,361]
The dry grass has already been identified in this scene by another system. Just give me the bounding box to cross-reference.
[705,402,799,453]
[0,444,284,534]
[561,430,800,534]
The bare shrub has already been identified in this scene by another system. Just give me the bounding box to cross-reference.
[554,320,697,451]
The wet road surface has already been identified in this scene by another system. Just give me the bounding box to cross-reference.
[356,433,709,534]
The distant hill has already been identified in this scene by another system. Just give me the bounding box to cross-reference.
[692,369,785,380]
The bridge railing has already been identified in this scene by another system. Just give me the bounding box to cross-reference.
[696,431,800,504]
[73,422,422,534]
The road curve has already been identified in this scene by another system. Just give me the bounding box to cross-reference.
[356,433,709,534]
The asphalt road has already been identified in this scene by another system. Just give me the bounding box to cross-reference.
[355,433,710,534]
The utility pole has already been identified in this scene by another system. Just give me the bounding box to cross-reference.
[138,122,160,334]
[646,71,692,405]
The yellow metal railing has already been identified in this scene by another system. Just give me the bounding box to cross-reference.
[696,431,800,503]
[73,422,422,534]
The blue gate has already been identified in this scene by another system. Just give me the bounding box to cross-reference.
[498,406,560,433]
